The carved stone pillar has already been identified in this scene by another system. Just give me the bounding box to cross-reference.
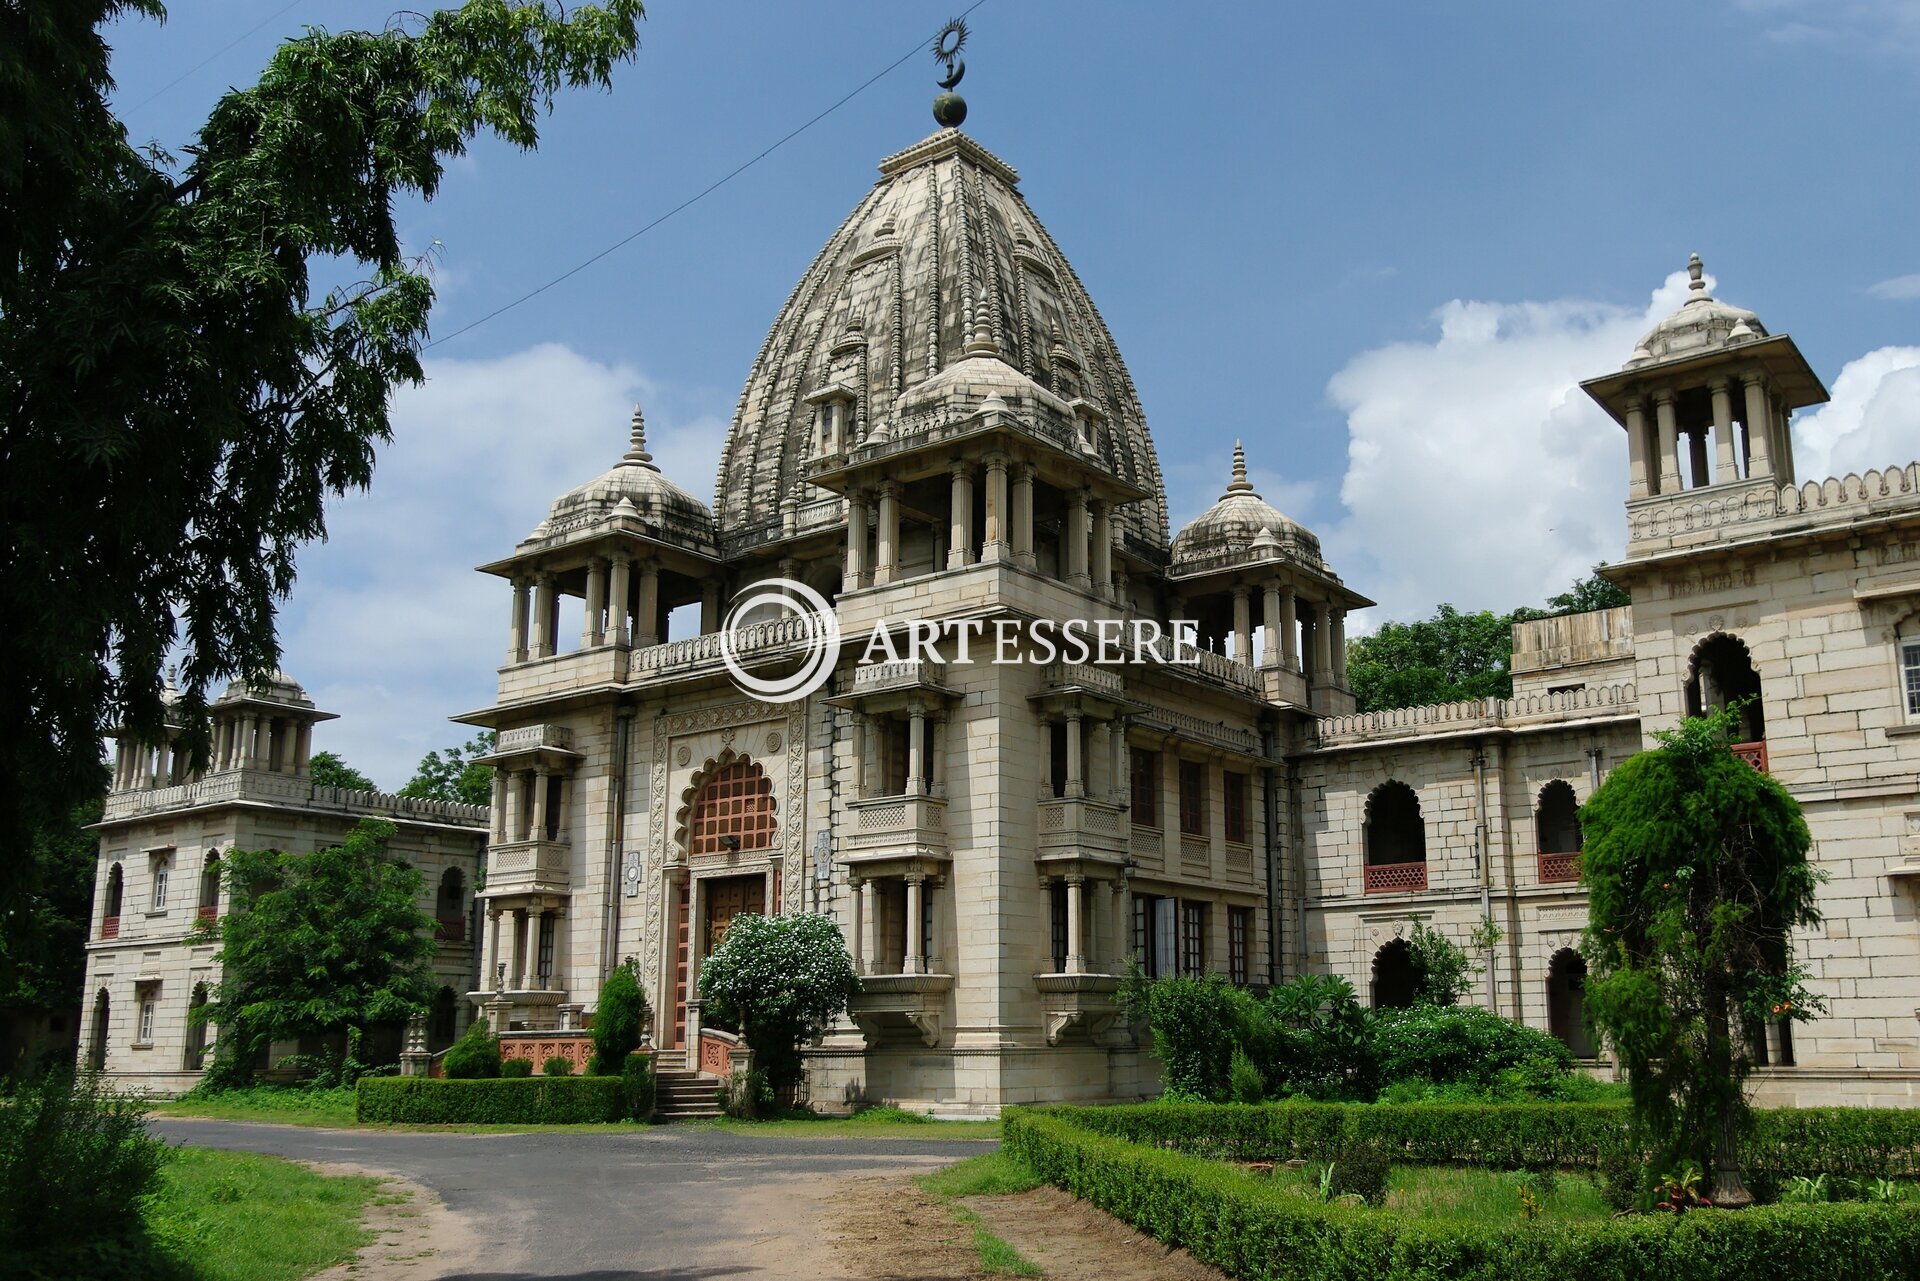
[1232,586,1252,665]
[1090,500,1113,597]
[583,557,608,648]
[1281,586,1300,672]
[1012,463,1036,568]
[904,873,925,975]
[1065,874,1087,975]
[531,573,557,658]
[607,556,631,646]
[948,462,974,569]
[1654,389,1681,494]
[1066,489,1091,589]
[1710,378,1738,483]
[635,561,660,647]
[1624,398,1651,499]
[1742,373,1775,480]
[845,492,869,591]
[1065,708,1085,798]
[875,482,900,585]
[508,576,531,663]
[982,454,1009,562]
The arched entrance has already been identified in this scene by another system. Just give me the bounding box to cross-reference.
[1363,781,1427,893]
[184,983,210,1070]
[1547,949,1593,1057]
[1686,633,1765,744]
[1372,938,1419,1009]
[671,757,779,1048]
[87,988,110,1070]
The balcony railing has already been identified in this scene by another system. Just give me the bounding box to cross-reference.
[1537,850,1581,884]
[845,794,948,858]
[1731,740,1768,773]
[1036,795,1129,861]
[1363,860,1428,894]
[196,904,219,926]
[100,915,120,940]
[435,916,467,943]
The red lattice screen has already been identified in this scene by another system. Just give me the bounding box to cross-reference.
[689,760,777,855]
[101,915,120,940]
[1731,740,1768,773]
[1537,851,1581,884]
[1363,861,1428,894]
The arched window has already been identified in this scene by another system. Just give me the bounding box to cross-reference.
[87,989,110,1070]
[1686,633,1765,746]
[1535,781,1582,883]
[688,759,777,856]
[1547,949,1594,1057]
[1363,781,1426,893]
[1897,612,1920,724]
[184,983,211,1070]
[198,852,221,922]
[102,864,124,937]
[1372,939,1419,1010]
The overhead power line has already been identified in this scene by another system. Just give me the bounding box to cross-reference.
[122,0,308,113]
[425,0,990,351]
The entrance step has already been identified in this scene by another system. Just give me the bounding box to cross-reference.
[652,1069,724,1120]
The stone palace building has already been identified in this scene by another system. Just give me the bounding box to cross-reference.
[80,122,1920,1110]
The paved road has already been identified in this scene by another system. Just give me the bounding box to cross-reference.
[155,1119,993,1281]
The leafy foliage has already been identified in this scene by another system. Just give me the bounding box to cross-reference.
[1369,1005,1573,1095]
[400,732,496,807]
[1403,918,1477,1006]
[1580,706,1822,1202]
[440,1018,502,1080]
[1007,1107,1920,1281]
[307,751,376,792]
[198,819,437,1085]
[1119,970,1254,1101]
[542,1056,574,1076]
[0,0,644,927]
[1547,568,1630,615]
[0,790,102,1064]
[0,1067,168,1270]
[1259,974,1376,1101]
[355,1075,626,1124]
[589,958,649,1076]
[620,1053,655,1122]
[500,1057,534,1078]
[696,913,859,1092]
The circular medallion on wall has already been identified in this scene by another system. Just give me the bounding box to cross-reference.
[674,745,691,767]
[765,731,783,754]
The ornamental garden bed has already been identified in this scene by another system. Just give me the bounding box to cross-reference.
[1003,1104,1920,1281]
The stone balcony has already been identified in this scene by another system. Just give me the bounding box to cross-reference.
[101,767,488,828]
[844,794,949,863]
[493,723,574,755]
[852,658,949,697]
[485,839,571,896]
[1036,795,1129,864]
[1032,972,1123,1045]
[849,972,953,1047]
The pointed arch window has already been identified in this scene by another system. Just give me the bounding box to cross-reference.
[1363,781,1427,893]
[1536,781,1583,883]
[688,759,777,856]
[1686,633,1765,768]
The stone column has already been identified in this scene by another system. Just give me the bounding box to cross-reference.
[1065,874,1087,974]
[513,908,531,990]
[1090,501,1113,597]
[1654,390,1682,494]
[1012,463,1036,568]
[243,715,263,769]
[1709,378,1738,483]
[487,906,504,991]
[701,581,721,635]
[948,462,974,569]
[294,722,313,777]
[607,557,631,646]
[490,770,507,842]
[531,574,557,658]
[1261,582,1282,668]
[1742,373,1775,479]
[904,873,925,975]
[907,703,927,796]
[1231,586,1252,665]
[845,491,869,591]
[1281,586,1300,672]
[1332,609,1349,686]
[635,561,660,646]
[508,576,531,663]
[930,713,948,796]
[1313,603,1333,684]
[583,558,608,648]
[1623,398,1651,499]
[982,454,1009,562]
[1687,429,1710,490]
[530,769,550,842]
[1109,879,1130,973]
[875,482,900,586]
[1109,715,1127,802]
[1066,489,1091,589]
[858,879,877,974]
[1065,708,1085,798]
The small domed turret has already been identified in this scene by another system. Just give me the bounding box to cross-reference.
[1171,442,1324,571]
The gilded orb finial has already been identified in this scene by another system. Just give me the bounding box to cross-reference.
[932,17,969,127]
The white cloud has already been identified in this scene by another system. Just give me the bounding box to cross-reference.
[1323,272,1695,625]
[1867,274,1920,301]
[1791,346,1920,479]
[1735,0,1920,54]
[276,343,726,788]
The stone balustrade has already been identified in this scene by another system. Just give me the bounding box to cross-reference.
[494,723,574,754]
[1036,795,1129,862]
[485,838,571,894]
[101,768,488,826]
[1315,682,1638,747]
[844,794,948,858]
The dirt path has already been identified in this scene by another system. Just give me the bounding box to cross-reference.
[305,1164,480,1281]
[829,1175,1227,1281]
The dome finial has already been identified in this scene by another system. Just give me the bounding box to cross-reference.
[623,404,659,471]
[1225,440,1255,495]
[1687,251,1706,296]
[931,17,969,128]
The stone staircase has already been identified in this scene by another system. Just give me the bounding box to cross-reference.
[652,1069,723,1120]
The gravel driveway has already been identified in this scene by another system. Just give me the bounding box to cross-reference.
[154,1119,993,1281]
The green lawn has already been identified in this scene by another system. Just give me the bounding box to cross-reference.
[917,1152,1046,1276]
[149,1147,378,1281]
[150,1086,358,1128]
[1264,1162,1615,1223]
[708,1105,1001,1141]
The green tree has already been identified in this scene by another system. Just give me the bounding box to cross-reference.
[0,791,103,1069]
[198,818,438,1085]
[1404,918,1474,1007]
[0,1,644,926]
[697,914,859,1094]
[1346,604,1524,712]
[1578,706,1821,1207]
[1547,566,1631,615]
[308,750,376,793]
[589,957,650,1075]
[401,731,497,807]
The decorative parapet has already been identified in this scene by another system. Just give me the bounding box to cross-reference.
[493,724,574,755]
[485,838,571,895]
[852,658,949,695]
[627,614,816,682]
[1313,682,1638,748]
[1777,464,1920,517]
[1627,464,1920,550]
[1036,795,1129,862]
[100,768,488,827]
[1511,606,1634,674]
[1133,706,1263,758]
[1042,660,1126,698]
[844,794,948,859]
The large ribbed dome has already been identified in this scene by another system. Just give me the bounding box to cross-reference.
[715,130,1168,550]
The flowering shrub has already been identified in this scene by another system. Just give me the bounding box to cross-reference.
[697,912,858,1091]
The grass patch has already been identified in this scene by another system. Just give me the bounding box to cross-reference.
[955,1208,1044,1276]
[708,1106,1000,1141]
[150,1086,358,1128]
[148,1146,377,1281]
[1263,1162,1614,1224]
[918,1151,1044,1198]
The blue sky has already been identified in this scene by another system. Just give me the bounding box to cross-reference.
[106,1,1920,786]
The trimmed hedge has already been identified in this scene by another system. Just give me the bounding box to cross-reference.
[1045,1102,1920,1182]
[1004,1108,1920,1281]
[355,1075,624,1124]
